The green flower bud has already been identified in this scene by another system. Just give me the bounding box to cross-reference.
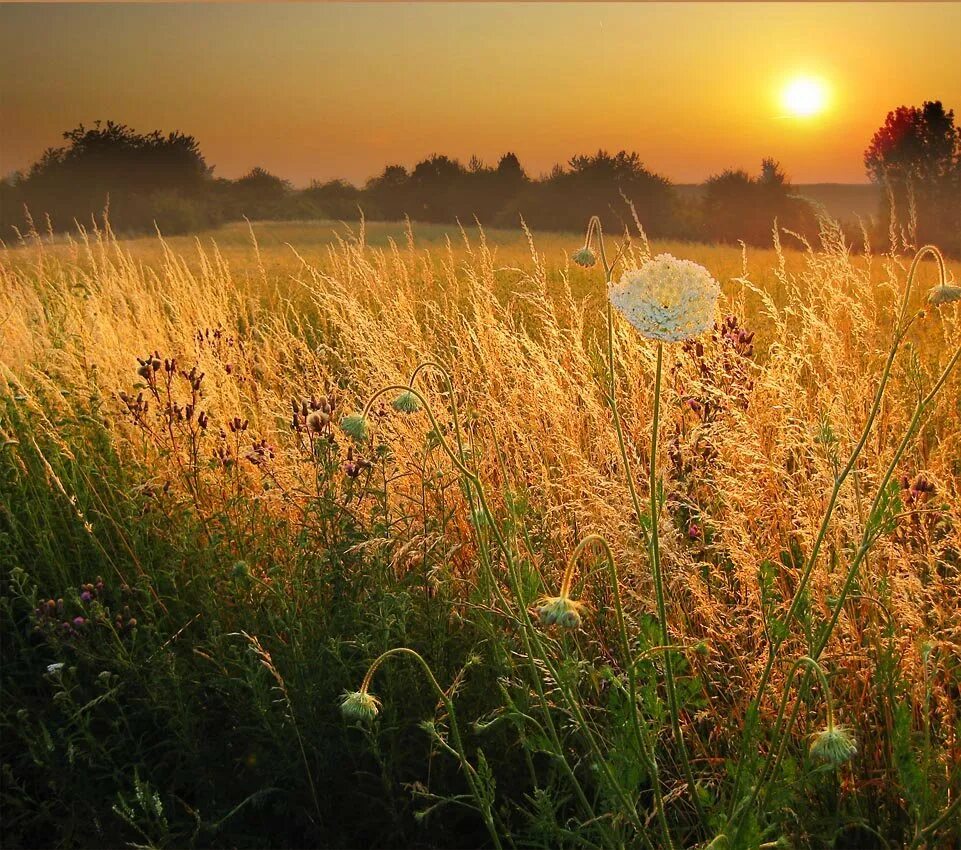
[392,390,421,414]
[536,595,584,629]
[572,247,597,268]
[809,725,857,765]
[928,284,961,306]
[339,412,370,442]
[340,690,380,722]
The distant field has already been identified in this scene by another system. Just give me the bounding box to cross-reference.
[677,182,881,221]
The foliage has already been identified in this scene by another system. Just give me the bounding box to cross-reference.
[703,159,818,246]
[864,101,961,254]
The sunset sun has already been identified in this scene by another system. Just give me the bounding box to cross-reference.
[782,76,829,117]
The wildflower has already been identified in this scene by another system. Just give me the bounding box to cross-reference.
[810,724,857,765]
[537,594,585,630]
[609,254,720,342]
[340,689,381,722]
[46,662,65,675]
[339,412,370,442]
[72,616,86,628]
[392,390,421,414]
[572,246,597,268]
[688,522,701,540]
[305,410,329,433]
[928,283,961,306]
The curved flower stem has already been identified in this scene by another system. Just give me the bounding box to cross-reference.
[359,647,504,850]
[728,247,959,834]
[741,656,834,815]
[359,382,625,841]
[726,245,936,818]
[408,360,468,465]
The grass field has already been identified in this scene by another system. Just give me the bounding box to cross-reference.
[1,216,959,849]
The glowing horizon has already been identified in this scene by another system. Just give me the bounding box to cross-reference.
[1,2,960,187]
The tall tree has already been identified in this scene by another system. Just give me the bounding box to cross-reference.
[864,101,961,252]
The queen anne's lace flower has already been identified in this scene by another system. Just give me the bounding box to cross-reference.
[609,254,720,342]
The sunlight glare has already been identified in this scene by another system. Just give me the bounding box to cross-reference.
[782,77,828,118]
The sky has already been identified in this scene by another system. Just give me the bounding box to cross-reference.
[1,2,960,187]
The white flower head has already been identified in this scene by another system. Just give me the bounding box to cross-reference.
[609,254,720,342]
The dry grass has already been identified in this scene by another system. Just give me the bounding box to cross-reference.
[2,216,959,844]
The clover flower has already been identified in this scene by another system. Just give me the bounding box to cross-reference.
[609,254,721,342]
[810,724,857,766]
[339,412,370,442]
[537,594,585,630]
[340,689,381,722]
[392,390,421,414]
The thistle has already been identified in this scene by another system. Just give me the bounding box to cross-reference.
[339,412,370,442]
[391,389,421,414]
[810,723,857,766]
[340,689,381,722]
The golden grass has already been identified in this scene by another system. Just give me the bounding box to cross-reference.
[2,217,959,770]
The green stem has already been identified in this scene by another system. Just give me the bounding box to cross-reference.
[726,249,928,817]
[574,534,675,850]
[648,341,705,832]
[361,648,504,850]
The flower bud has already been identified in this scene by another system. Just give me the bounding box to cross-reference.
[572,247,597,268]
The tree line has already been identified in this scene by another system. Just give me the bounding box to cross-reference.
[2,102,958,253]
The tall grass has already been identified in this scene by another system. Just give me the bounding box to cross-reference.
[1,216,959,849]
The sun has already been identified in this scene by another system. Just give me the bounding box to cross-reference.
[781,76,828,118]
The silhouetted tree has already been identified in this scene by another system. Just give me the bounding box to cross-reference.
[496,150,677,235]
[703,159,817,246]
[365,165,411,220]
[864,101,961,253]
[1,121,216,234]
[303,179,365,220]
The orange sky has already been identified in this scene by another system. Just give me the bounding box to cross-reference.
[1,2,960,186]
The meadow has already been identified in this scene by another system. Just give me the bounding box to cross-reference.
[1,214,959,850]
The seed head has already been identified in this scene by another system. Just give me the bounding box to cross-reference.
[306,410,329,433]
[809,724,857,765]
[572,247,597,268]
[392,390,421,414]
[339,412,370,442]
[340,690,380,722]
